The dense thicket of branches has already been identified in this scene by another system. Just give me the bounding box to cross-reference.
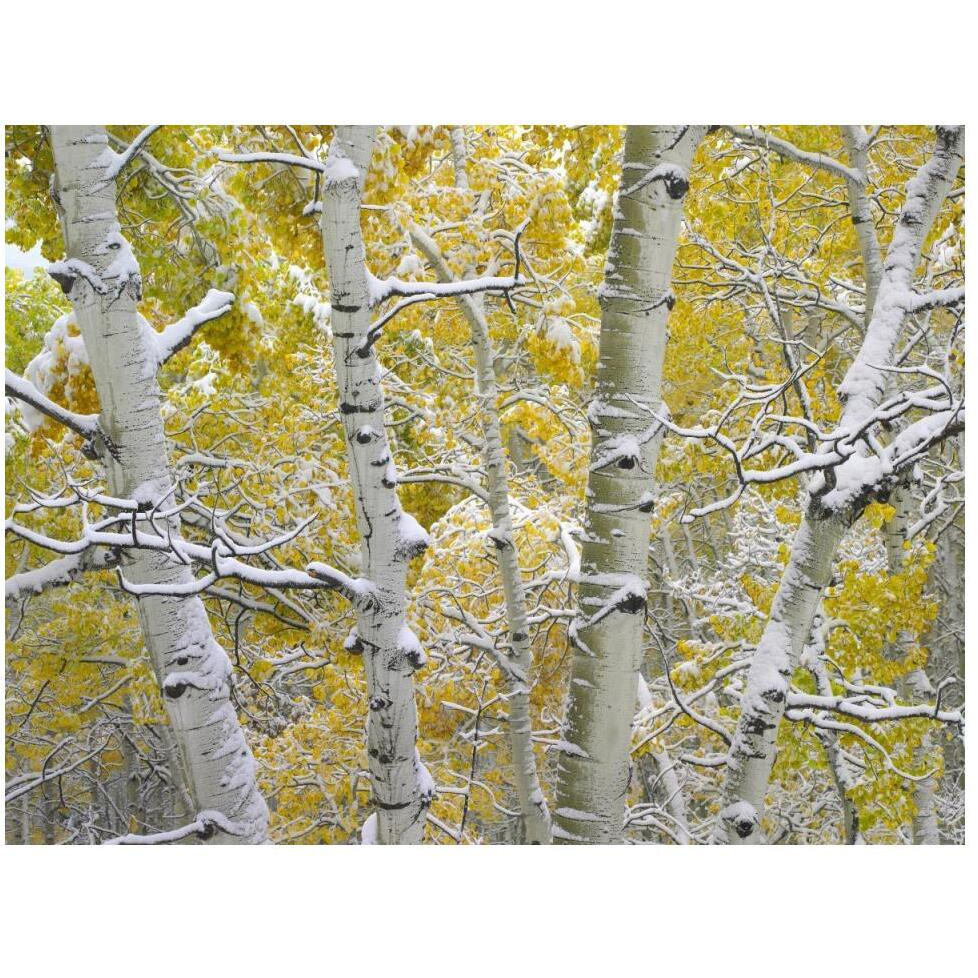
[4,124,964,844]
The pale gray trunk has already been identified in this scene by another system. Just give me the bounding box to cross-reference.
[553,125,707,844]
[884,486,940,844]
[48,126,267,844]
[841,126,884,324]
[807,643,861,843]
[320,126,429,844]
[410,227,552,843]
[449,127,470,191]
[717,127,963,843]
[719,509,846,843]
[650,749,691,844]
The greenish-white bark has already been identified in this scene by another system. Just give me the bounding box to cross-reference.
[410,226,552,844]
[48,125,268,844]
[320,126,431,844]
[553,125,707,844]
[717,127,963,844]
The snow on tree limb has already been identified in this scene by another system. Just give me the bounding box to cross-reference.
[5,368,99,440]
[724,125,865,184]
[102,125,162,180]
[153,289,235,365]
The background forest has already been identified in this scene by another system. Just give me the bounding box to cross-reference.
[4,123,965,845]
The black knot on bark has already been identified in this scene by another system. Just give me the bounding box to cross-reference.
[165,682,188,700]
[616,592,646,615]
[663,173,689,200]
[394,537,427,562]
[617,456,636,470]
[339,400,371,415]
[743,714,774,736]
[369,696,388,712]
[49,270,76,295]
[405,648,426,672]
[734,817,755,839]
[196,819,217,841]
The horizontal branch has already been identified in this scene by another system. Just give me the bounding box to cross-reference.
[103,809,238,845]
[786,692,962,725]
[905,286,965,314]
[5,515,375,609]
[366,270,526,309]
[215,149,326,173]
[5,549,119,601]
[723,125,864,185]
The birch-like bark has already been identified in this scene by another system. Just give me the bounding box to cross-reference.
[410,226,552,843]
[553,125,707,844]
[48,125,268,844]
[636,672,691,844]
[849,122,941,845]
[806,627,862,843]
[449,127,470,191]
[884,486,941,844]
[320,127,430,844]
[841,126,884,325]
[789,126,884,843]
[718,127,963,843]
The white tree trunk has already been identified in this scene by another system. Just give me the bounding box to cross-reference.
[48,125,268,843]
[320,126,430,844]
[884,486,941,844]
[718,511,846,843]
[806,627,862,843]
[553,125,707,844]
[841,126,884,324]
[410,227,552,843]
[718,126,963,843]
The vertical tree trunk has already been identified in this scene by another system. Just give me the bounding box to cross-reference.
[320,126,430,844]
[841,126,884,323]
[410,226,553,843]
[718,126,963,843]
[884,486,941,844]
[806,629,862,843]
[553,125,707,844]
[719,510,847,843]
[48,125,268,844]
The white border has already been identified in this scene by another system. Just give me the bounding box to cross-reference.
[2,0,973,972]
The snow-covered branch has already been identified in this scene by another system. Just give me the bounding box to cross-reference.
[103,809,239,845]
[5,512,375,610]
[215,149,326,173]
[5,550,119,601]
[152,289,235,365]
[4,367,118,461]
[724,125,864,185]
[103,125,162,180]
[365,270,526,309]
[5,368,99,441]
